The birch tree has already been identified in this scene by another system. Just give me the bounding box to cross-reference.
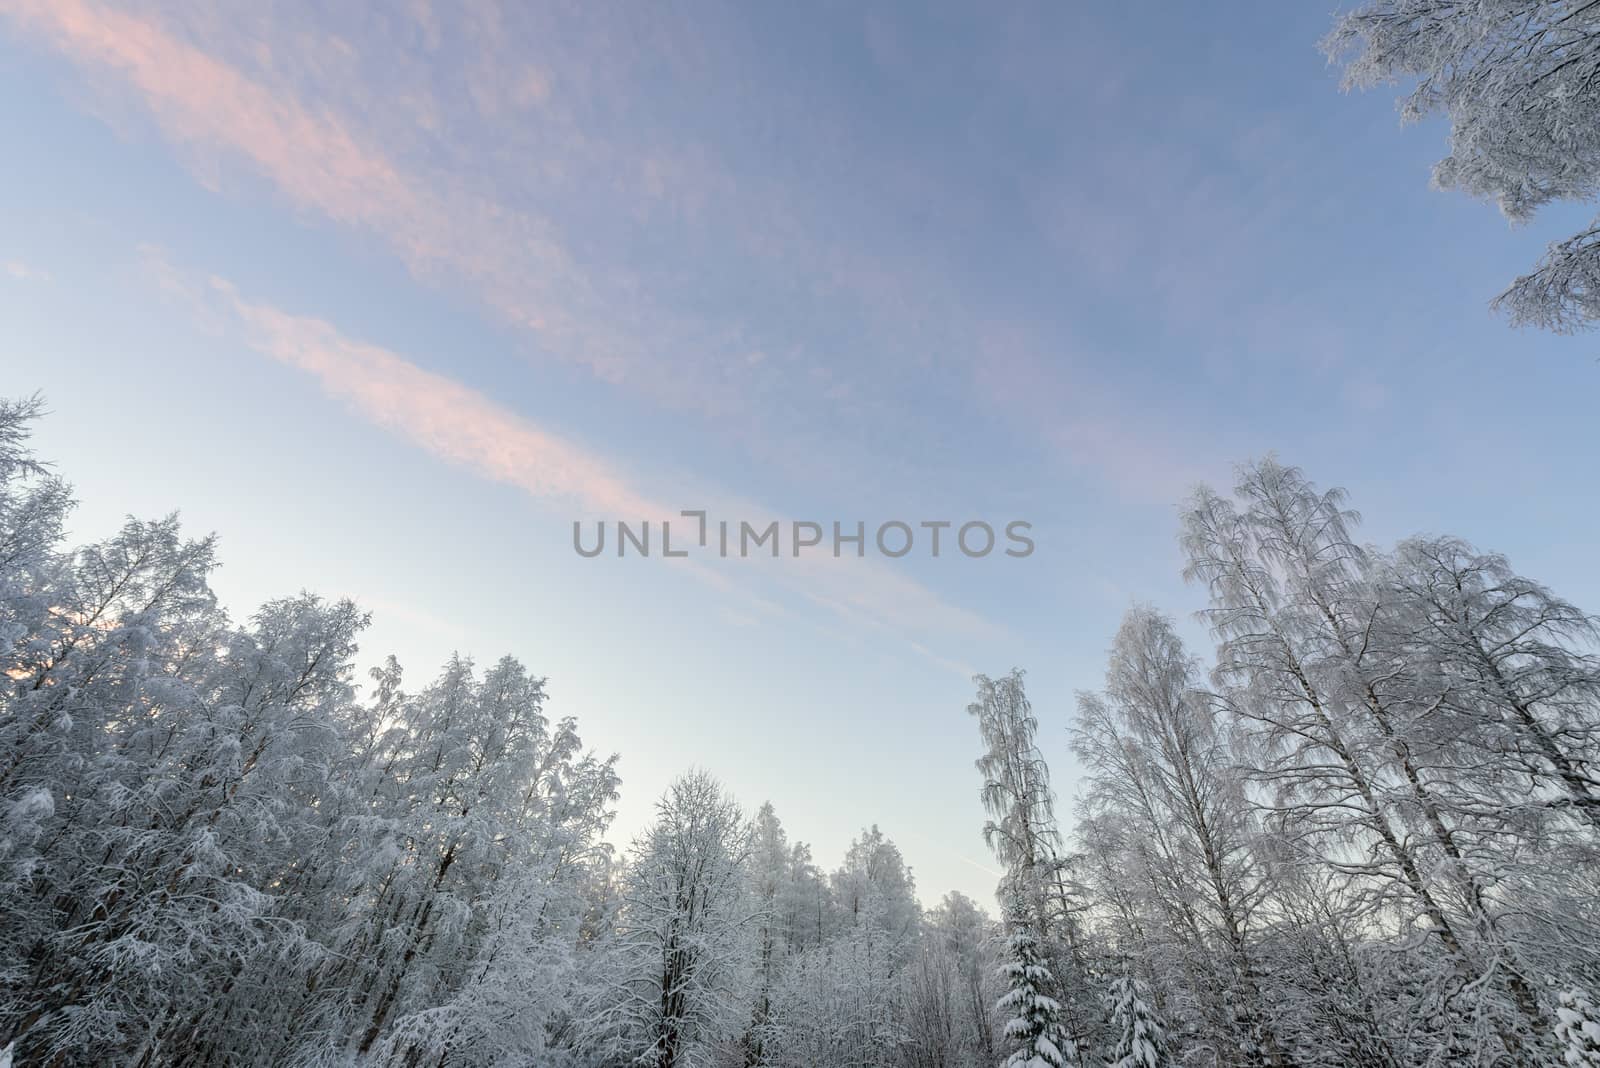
[1181,459,1583,1064]
[1325,0,1600,331]
[968,671,1095,1061]
[1073,607,1286,1067]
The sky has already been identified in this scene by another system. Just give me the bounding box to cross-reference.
[2,0,1598,910]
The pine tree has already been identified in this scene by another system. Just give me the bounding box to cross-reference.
[998,914,1069,1068]
[1107,975,1169,1068]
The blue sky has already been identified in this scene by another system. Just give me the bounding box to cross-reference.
[2,0,1597,907]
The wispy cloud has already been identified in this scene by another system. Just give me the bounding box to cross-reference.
[3,0,638,381]
[145,251,996,670]
[2,0,950,449]
[2,0,1212,499]
[214,277,662,520]
[4,259,51,282]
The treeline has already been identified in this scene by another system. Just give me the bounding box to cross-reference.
[3,395,1599,1067]
[0,397,1004,1066]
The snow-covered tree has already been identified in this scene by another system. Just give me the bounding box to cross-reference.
[746,800,790,1061]
[969,671,1071,927]
[592,769,755,1068]
[832,824,921,959]
[1180,459,1561,1064]
[1324,0,1600,332]
[927,890,1004,1066]
[1380,535,1600,835]
[760,915,911,1068]
[0,398,626,1066]
[969,671,1095,1062]
[1557,988,1600,1067]
[341,656,620,1066]
[5,394,1600,1067]
[998,914,1070,1068]
[1072,607,1285,1067]
[0,395,70,900]
[1106,975,1169,1068]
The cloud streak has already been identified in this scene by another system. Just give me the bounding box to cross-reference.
[3,0,637,381]
[2,0,1210,501]
[4,260,51,282]
[215,278,662,520]
[150,257,997,668]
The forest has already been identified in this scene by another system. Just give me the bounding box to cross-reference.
[1,382,1596,1068]
[8,1,1600,1064]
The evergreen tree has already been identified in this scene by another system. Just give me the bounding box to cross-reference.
[998,912,1069,1068]
[1107,975,1169,1068]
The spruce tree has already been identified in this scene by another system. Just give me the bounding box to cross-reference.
[1107,974,1170,1068]
[998,913,1069,1068]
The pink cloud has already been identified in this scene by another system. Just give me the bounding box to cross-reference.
[5,0,1204,503]
[161,261,994,663]
[5,0,416,230]
[3,260,51,282]
[243,298,993,657]
[207,276,662,520]
[4,0,633,382]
